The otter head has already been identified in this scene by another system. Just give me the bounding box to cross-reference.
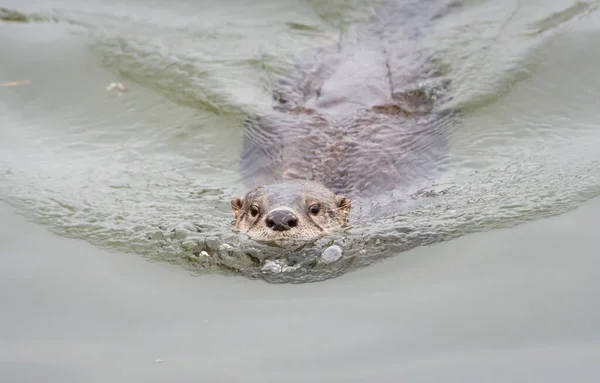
[231,180,351,243]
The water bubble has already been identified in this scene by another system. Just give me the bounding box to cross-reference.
[261,259,301,273]
[321,245,343,263]
[262,260,283,273]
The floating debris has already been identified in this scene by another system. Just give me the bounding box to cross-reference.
[106,82,127,92]
[1,80,31,87]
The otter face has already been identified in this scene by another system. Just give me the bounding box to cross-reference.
[231,180,351,243]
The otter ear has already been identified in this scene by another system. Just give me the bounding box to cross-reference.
[231,197,244,217]
[335,195,351,216]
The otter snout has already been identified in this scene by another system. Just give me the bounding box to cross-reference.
[231,180,351,242]
[265,209,299,231]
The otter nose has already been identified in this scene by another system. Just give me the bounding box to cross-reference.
[265,209,298,231]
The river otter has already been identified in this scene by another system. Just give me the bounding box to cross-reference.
[231,180,351,242]
[232,0,455,243]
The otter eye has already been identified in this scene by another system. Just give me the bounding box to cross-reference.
[250,205,260,217]
[309,204,320,215]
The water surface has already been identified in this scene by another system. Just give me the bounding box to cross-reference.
[1,0,600,282]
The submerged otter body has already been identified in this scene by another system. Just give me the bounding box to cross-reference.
[233,0,457,242]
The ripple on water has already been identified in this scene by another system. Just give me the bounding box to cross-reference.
[1,1,600,283]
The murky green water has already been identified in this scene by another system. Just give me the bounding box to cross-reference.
[1,0,600,283]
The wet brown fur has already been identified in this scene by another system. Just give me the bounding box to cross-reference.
[232,0,456,242]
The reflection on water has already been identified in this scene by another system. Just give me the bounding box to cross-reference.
[1,0,600,283]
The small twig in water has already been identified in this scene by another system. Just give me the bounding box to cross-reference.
[1,80,32,87]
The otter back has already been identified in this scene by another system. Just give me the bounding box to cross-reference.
[240,0,457,216]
